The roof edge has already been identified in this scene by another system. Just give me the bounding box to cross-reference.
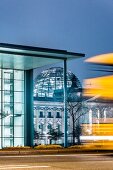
[0,43,85,57]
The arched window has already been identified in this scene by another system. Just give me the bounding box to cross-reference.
[39,124,43,130]
[47,124,52,129]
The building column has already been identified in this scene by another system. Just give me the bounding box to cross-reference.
[97,109,100,124]
[64,59,68,147]
[24,69,34,147]
[89,109,92,135]
[104,109,106,122]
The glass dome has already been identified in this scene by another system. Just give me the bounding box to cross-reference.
[34,67,81,98]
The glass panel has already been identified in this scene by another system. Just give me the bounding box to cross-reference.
[3,103,13,117]
[3,138,13,147]
[3,70,13,79]
[0,69,1,78]
[14,138,24,146]
[14,126,24,137]
[14,103,24,115]
[0,115,1,126]
[2,126,13,138]
[14,80,24,92]
[14,115,24,126]
[14,92,24,103]
[3,91,13,103]
[3,80,13,91]
[0,91,1,104]
[14,70,24,80]
[0,79,1,89]
[2,116,13,126]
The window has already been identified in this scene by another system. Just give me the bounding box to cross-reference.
[39,124,44,134]
[39,124,43,129]
[47,124,52,129]
[56,112,61,118]
[39,111,44,118]
[47,112,53,118]
[57,124,61,132]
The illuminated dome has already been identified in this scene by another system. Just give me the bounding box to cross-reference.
[34,67,81,100]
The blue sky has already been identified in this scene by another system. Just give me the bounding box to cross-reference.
[0,0,113,83]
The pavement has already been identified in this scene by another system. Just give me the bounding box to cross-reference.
[0,153,113,169]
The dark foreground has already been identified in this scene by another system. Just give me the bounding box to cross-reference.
[0,153,113,170]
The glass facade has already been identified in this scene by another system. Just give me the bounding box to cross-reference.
[0,69,24,148]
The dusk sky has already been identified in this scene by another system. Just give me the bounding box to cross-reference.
[0,0,113,83]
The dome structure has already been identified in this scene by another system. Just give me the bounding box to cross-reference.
[34,67,81,100]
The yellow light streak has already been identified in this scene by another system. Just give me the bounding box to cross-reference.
[84,75,113,100]
[85,53,113,65]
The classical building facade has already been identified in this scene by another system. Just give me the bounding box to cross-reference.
[34,67,82,145]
